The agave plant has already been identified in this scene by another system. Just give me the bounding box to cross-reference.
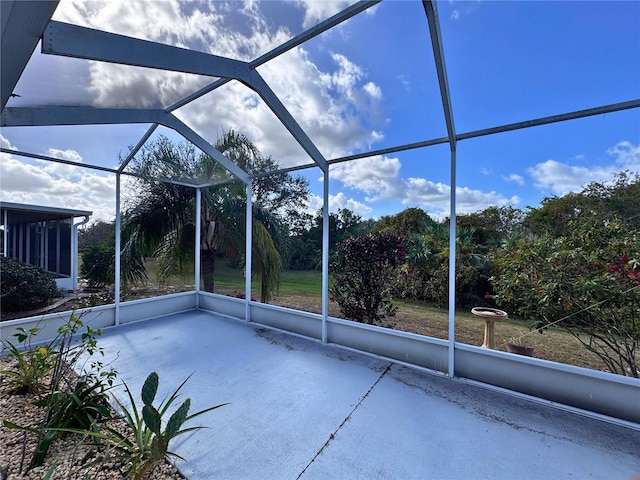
[105,372,227,480]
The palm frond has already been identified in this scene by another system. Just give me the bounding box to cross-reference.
[252,220,282,303]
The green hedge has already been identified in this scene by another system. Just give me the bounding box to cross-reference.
[0,257,61,313]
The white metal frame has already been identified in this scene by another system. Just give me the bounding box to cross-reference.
[1,0,639,425]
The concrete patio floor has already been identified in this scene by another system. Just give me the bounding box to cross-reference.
[89,310,640,480]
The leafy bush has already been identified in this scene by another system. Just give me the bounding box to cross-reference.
[330,232,406,325]
[2,311,117,471]
[422,262,490,309]
[0,257,61,313]
[81,244,115,287]
[491,217,640,377]
[0,326,55,395]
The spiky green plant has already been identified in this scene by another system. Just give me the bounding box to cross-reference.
[104,372,227,480]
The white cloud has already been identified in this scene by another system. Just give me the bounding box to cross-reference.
[397,74,411,91]
[446,0,482,20]
[528,141,640,195]
[502,173,524,185]
[405,179,519,215]
[307,192,372,217]
[55,0,290,109]
[0,151,116,221]
[0,134,17,150]
[294,1,355,28]
[51,1,386,169]
[607,140,640,168]
[363,82,382,100]
[331,156,405,201]
[35,148,87,181]
[48,148,83,163]
[331,155,518,217]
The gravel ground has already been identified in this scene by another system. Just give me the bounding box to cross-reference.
[0,356,185,480]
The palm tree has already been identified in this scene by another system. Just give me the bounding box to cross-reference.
[121,133,293,303]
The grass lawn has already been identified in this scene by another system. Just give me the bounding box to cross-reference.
[220,265,610,372]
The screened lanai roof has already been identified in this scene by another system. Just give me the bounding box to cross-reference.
[2,0,640,444]
[2,0,639,193]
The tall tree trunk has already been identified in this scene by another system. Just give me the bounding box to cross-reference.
[201,249,216,293]
[261,266,267,304]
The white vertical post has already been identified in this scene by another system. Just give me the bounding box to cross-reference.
[71,223,77,290]
[26,223,30,263]
[55,221,60,275]
[321,167,329,343]
[115,173,121,326]
[245,183,253,322]
[42,222,47,269]
[18,224,24,261]
[72,216,90,291]
[195,188,201,308]
[2,208,7,257]
[447,150,457,378]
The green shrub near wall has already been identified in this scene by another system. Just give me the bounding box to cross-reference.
[0,257,61,313]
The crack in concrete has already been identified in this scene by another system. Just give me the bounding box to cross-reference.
[296,363,393,479]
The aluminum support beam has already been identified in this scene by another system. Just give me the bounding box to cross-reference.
[322,170,330,343]
[2,107,249,184]
[43,21,245,79]
[2,148,118,174]
[3,208,8,257]
[9,94,628,205]
[242,70,328,173]
[0,148,199,188]
[2,106,166,127]
[424,0,458,378]
[163,115,249,184]
[245,184,253,322]
[195,189,202,308]
[447,150,457,377]
[114,173,121,326]
[118,124,159,173]
[423,1,457,149]
[457,99,640,141]
[1,1,59,111]
[42,20,328,173]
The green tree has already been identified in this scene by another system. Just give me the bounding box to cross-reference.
[491,216,639,377]
[122,133,308,302]
[454,206,525,245]
[288,208,369,270]
[395,222,490,308]
[523,192,588,237]
[78,220,115,251]
[330,232,406,325]
[374,207,435,235]
[522,172,640,237]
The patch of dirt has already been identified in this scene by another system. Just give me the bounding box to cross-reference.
[1,285,193,322]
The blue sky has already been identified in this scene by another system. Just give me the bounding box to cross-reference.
[1,0,639,222]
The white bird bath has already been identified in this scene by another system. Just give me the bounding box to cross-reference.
[471,307,508,349]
